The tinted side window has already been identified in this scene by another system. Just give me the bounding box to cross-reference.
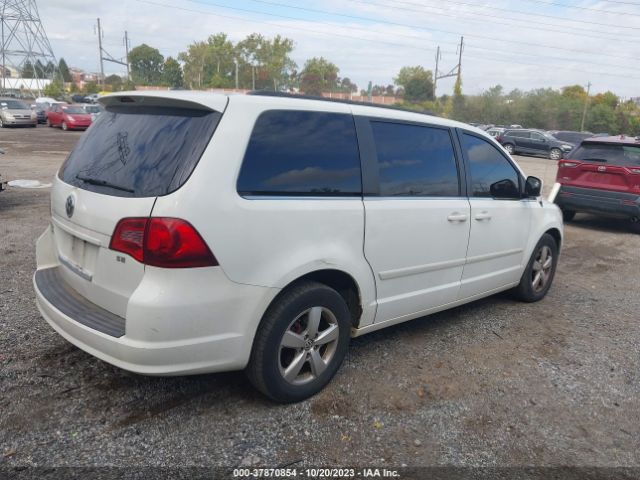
[510,130,530,138]
[531,132,544,140]
[462,133,520,198]
[237,110,361,196]
[371,121,459,197]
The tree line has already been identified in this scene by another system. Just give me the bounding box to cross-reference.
[22,30,639,136]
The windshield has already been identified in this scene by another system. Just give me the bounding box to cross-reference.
[1,100,29,110]
[572,143,640,166]
[59,105,222,198]
[62,106,87,114]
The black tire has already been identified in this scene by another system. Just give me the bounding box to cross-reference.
[562,209,576,222]
[504,143,515,155]
[513,233,559,303]
[246,280,351,403]
[549,148,563,160]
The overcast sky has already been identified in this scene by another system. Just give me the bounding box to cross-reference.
[39,0,640,97]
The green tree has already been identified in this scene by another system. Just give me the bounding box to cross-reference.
[21,61,34,78]
[299,57,339,95]
[58,58,72,82]
[83,81,99,94]
[162,57,184,88]
[104,74,123,91]
[129,44,164,85]
[394,66,434,103]
[43,79,64,98]
[179,41,208,89]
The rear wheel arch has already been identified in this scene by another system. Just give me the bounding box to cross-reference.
[266,269,363,330]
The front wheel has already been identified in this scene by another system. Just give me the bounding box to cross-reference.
[549,148,562,160]
[61,122,68,131]
[246,281,351,403]
[513,233,559,303]
[504,143,515,155]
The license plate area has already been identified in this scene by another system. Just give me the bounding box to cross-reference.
[54,225,99,281]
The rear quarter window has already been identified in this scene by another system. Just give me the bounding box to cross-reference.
[59,105,221,198]
[237,110,362,196]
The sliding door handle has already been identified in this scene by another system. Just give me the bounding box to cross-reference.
[447,213,468,223]
[474,211,492,221]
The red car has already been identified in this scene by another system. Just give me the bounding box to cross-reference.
[554,135,640,231]
[46,104,92,131]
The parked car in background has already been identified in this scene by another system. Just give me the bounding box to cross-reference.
[496,129,574,159]
[486,127,506,138]
[554,135,640,231]
[33,91,563,402]
[81,104,104,122]
[0,98,37,127]
[32,105,48,124]
[46,104,92,131]
[84,93,100,104]
[549,130,594,145]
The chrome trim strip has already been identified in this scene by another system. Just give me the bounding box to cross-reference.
[379,258,466,280]
[58,254,93,282]
[51,216,102,246]
[465,248,524,265]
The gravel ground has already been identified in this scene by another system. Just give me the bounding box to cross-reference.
[1,126,640,474]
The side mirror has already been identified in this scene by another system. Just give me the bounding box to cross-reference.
[490,179,520,199]
[525,176,542,197]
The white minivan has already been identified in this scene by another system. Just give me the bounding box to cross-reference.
[34,91,563,402]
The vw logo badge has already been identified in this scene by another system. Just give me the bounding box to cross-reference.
[65,195,75,218]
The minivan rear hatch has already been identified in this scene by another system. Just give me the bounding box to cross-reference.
[50,94,225,318]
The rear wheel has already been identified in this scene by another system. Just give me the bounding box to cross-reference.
[549,148,562,160]
[562,209,576,222]
[246,281,351,403]
[513,234,559,303]
[504,143,515,155]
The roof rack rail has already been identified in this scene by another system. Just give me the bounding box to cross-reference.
[246,90,435,116]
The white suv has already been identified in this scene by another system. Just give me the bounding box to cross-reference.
[34,91,563,402]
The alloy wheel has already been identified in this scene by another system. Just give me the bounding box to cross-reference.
[531,245,553,293]
[550,149,562,160]
[278,306,340,386]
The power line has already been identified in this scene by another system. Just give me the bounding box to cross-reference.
[183,0,640,62]
[346,0,640,44]
[134,0,640,81]
[512,0,640,16]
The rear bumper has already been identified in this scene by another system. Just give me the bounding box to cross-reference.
[34,229,279,376]
[555,185,640,218]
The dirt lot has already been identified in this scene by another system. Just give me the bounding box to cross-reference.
[1,126,639,473]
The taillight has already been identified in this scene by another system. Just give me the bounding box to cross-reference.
[628,168,640,174]
[110,218,146,263]
[109,217,218,268]
[560,161,580,168]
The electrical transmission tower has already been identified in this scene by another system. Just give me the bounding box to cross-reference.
[434,36,464,99]
[1,0,57,96]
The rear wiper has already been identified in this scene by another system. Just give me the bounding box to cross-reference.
[75,174,135,193]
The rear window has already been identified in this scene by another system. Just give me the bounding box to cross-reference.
[571,143,640,167]
[237,110,361,196]
[59,105,221,197]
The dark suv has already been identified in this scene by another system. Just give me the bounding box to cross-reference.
[554,136,640,230]
[497,129,574,160]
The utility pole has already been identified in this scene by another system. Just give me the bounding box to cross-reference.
[456,36,464,88]
[434,36,464,96]
[580,81,592,132]
[96,18,104,86]
[234,59,239,89]
[434,46,440,100]
[124,30,130,81]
